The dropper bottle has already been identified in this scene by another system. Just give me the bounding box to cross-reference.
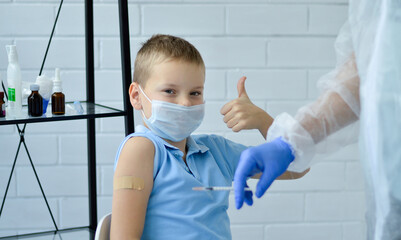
[51,68,65,115]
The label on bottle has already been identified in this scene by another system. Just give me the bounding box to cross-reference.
[8,88,16,102]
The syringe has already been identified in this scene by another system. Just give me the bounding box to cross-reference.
[192,186,252,191]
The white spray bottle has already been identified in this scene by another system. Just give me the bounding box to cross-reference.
[6,45,22,118]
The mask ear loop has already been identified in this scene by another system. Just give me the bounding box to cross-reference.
[138,85,152,103]
[138,85,152,120]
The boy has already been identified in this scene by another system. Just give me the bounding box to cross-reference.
[111,34,307,240]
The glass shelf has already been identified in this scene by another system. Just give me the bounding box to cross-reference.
[0,102,126,126]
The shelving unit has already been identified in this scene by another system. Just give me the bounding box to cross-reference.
[0,0,134,239]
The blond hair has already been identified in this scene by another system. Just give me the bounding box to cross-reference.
[133,34,205,86]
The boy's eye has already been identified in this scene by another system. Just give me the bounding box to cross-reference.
[190,91,202,96]
[164,89,175,94]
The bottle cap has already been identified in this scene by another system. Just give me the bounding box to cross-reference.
[53,68,63,92]
[30,84,40,91]
[5,45,18,63]
[55,68,60,82]
[36,75,49,83]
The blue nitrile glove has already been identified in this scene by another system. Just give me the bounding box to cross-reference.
[234,137,295,209]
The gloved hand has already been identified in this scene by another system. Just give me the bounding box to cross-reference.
[234,137,295,209]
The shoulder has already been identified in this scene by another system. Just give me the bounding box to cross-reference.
[115,136,155,175]
[121,136,155,156]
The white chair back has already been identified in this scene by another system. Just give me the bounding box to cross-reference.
[94,213,111,240]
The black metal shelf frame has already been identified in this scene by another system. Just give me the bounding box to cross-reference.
[0,0,134,238]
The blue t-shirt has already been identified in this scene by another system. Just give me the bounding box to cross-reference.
[114,125,248,240]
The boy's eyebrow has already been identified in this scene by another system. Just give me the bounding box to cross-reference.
[160,83,204,89]
[159,83,179,88]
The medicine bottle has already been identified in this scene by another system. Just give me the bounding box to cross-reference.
[51,68,65,115]
[28,84,43,117]
[0,92,5,117]
[6,45,22,118]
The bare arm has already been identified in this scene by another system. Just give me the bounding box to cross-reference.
[251,168,310,180]
[277,168,310,179]
[110,137,155,240]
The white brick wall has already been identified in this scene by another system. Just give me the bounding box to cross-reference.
[0,1,366,239]
[265,224,343,240]
[268,38,337,67]
[143,5,225,35]
[226,5,308,35]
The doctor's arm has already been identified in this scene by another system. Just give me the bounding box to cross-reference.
[296,57,360,145]
[234,52,361,209]
[110,137,154,240]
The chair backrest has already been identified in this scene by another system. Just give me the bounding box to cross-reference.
[94,213,112,240]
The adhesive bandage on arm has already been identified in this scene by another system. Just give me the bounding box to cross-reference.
[113,176,145,191]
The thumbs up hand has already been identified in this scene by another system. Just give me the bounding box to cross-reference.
[220,76,274,139]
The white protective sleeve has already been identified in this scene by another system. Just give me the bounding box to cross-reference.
[266,22,360,172]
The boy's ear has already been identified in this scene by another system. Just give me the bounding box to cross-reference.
[129,82,142,110]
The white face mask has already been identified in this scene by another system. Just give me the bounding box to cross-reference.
[138,85,205,142]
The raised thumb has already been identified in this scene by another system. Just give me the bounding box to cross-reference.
[237,76,249,98]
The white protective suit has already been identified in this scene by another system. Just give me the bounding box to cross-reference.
[266,0,401,239]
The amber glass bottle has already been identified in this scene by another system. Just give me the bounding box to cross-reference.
[28,84,43,117]
[51,68,65,115]
[52,92,65,115]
